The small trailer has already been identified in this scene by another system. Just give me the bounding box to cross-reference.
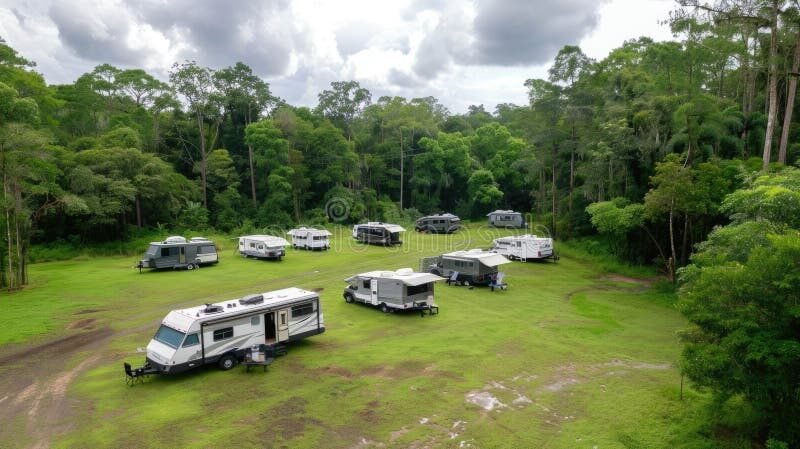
[427,249,511,287]
[287,227,332,250]
[124,287,325,378]
[352,222,405,245]
[491,234,557,262]
[343,268,443,315]
[238,235,288,260]
[487,210,527,229]
[137,236,218,271]
[414,213,461,233]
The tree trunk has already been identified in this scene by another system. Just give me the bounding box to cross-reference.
[551,146,557,238]
[779,31,800,164]
[668,204,677,283]
[248,144,257,207]
[763,0,780,171]
[196,112,208,208]
[135,195,142,228]
[399,130,404,210]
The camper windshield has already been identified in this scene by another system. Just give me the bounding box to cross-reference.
[145,245,159,257]
[153,324,185,349]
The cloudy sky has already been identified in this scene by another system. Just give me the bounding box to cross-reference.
[0,0,675,113]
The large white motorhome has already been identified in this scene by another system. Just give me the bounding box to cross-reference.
[352,222,405,245]
[136,287,325,374]
[343,268,443,314]
[238,235,289,260]
[491,234,556,261]
[137,236,218,271]
[428,249,511,286]
[287,227,332,250]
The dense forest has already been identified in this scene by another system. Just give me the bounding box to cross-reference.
[2,1,800,443]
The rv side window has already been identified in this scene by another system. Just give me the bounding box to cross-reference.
[198,245,216,254]
[362,280,370,289]
[291,303,314,318]
[213,327,233,341]
[406,283,431,296]
[161,247,179,257]
[251,316,260,326]
[182,333,199,347]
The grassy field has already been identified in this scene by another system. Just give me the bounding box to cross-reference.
[0,225,737,448]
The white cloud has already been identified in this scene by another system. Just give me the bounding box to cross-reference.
[0,0,676,113]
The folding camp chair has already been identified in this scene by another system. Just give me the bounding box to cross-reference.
[447,271,459,286]
[490,272,507,291]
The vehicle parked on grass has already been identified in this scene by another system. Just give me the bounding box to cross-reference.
[238,235,289,260]
[414,213,461,233]
[487,210,527,228]
[427,249,511,287]
[127,287,325,376]
[137,236,218,271]
[491,234,557,262]
[343,268,443,314]
[352,222,405,245]
[287,227,332,250]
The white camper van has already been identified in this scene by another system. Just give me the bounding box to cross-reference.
[491,234,556,261]
[137,287,325,374]
[238,235,289,260]
[343,268,443,314]
[287,227,332,250]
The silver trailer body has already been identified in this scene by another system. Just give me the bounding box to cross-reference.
[414,213,461,233]
[428,249,511,286]
[491,234,554,261]
[287,227,332,250]
[145,287,325,374]
[487,210,527,228]
[352,222,405,245]
[138,236,218,270]
[238,235,288,259]
[343,268,443,312]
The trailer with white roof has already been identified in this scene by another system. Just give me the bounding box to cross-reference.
[427,249,511,287]
[343,268,443,314]
[491,234,556,262]
[238,235,289,260]
[287,227,332,250]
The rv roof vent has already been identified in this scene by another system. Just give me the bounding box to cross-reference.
[468,248,483,254]
[202,304,224,314]
[164,236,187,244]
[381,271,395,277]
[395,268,414,276]
[239,294,264,306]
[190,237,210,242]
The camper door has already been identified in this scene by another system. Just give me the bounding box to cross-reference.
[370,279,379,305]
[277,309,289,341]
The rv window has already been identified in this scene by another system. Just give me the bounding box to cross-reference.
[145,245,158,256]
[213,327,233,341]
[258,245,264,250]
[153,325,185,349]
[251,316,260,326]
[250,243,256,248]
[406,283,431,296]
[182,333,199,347]
[291,303,314,318]
[281,314,287,325]
[362,280,370,289]
[198,245,216,254]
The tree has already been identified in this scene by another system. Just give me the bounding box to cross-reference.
[679,167,800,445]
[315,80,372,141]
[467,169,503,217]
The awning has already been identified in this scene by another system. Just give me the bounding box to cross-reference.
[385,224,405,233]
[398,273,445,286]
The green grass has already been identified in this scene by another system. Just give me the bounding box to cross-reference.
[0,224,744,448]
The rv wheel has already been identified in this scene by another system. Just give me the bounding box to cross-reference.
[218,355,236,370]
[380,303,389,313]
[186,263,194,271]
[344,293,354,303]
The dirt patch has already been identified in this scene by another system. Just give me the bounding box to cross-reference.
[311,287,325,293]
[67,318,97,330]
[358,400,381,424]
[314,365,355,378]
[465,391,506,411]
[0,327,113,366]
[73,309,101,315]
[258,397,319,441]
[602,274,658,287]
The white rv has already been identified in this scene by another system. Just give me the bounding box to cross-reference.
[287,227,332,250]
[491,234,555,261]
[238,235,289,260]
[138,287,325,374]
[343,268,443,313]
[137,236,218,271]
[487,210,527,228]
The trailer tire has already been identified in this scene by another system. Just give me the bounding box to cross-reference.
[380,303,389,313]
[344,293,354,303]
[218,355,236,370]
[186,263,194,271]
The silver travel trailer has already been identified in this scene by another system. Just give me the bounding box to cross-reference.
[414,213,461,233]
[238,235,288,260]
[129,287,325,375]
[343,268,443,314]
[491,234,556,262]
[487,210,527,229]
[287,227,332,250]
[137,236,218,271]
[352,222,405,245]
[428,249,511,286]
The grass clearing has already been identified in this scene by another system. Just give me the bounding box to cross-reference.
[0,224,741,448]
